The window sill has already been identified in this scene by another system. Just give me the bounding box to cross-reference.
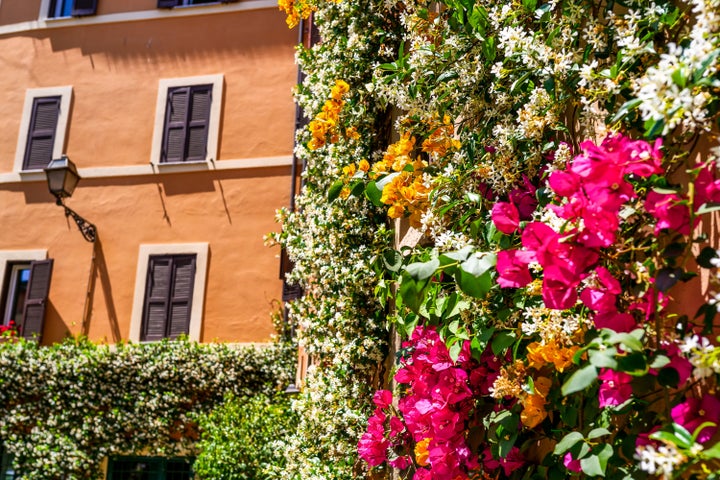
[152,160,211,173]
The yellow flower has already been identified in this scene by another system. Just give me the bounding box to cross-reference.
[357,159,370,172]
[521,392,547,428]
[414,437,431,467]
[388,204,405,219]
[331,79,350,100]
[342,164,356,177]
[345,126,360,140]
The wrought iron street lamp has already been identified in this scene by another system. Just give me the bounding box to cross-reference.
[44,156,97,243]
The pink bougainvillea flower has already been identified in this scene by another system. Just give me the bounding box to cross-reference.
[432,368,473,405]
[509,175,538,220]
[373,389,393,409]
[542,273,579,310]
[563,452,582,473]
[492,201,521,234]
[597,368,633,408]
[389,455,412,470]
[645,190,691,235]
[694,162,720,209]
[593,311,637,332]
[358,411,390,466]
[671,395,720,443]
[496,249,533,288]
[482,446,526,477]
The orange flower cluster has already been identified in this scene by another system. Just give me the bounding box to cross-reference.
[339,159,370,199]
[277,0,313,28]
[308,80,351,151]
[421,115,462,159]
[520,376,551,428]
[526,342,579,373]
[371,132,430,227]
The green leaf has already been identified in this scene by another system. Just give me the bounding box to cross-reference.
[365,181,383,206]
[670,422,693,446]
[650,430,692,449]
[553,431,584,455]
[697,246,718,269]
[649,354,670,369]
[697,202,720,215]
[691,421,717,443]
[588,348,618,369]
[657,366,680,388]
[398,275,422,313]
[406,258,440,281]
[382,249,403,273]
[580,454,604,477]
[596,444,613,473]
[441,246,474,263]
[327,179,344,202]
[610,98,642,124]
[460,253,496,277]
[491,331,516,356]
[561,364,598,396]
[616,352,648,376]
[644,117,665,138]
[588,428,611,439]
[457,270,491,298]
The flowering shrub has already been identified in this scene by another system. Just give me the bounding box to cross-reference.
[277,0,720,479]
[0,337,294,479]
[193,393,298,480]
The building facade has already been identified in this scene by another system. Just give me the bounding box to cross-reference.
[0,1,296,476]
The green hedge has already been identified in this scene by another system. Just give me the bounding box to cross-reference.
[0,337,295,479]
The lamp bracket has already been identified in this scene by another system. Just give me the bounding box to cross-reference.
[58,199,97,243]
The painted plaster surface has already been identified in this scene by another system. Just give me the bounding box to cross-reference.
[0,6,296,344]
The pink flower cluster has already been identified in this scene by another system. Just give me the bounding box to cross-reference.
[359,326,508,479]
[494,134,664,324]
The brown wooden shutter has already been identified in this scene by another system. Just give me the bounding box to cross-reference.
[141,255,196,341]
[72,0,97,16]
[168,256,196,338]
[161,85,212,163]
[142,256,172,341]
[157,0,178,7]
[23,97,61,171]
[161,87,189,164]
[185,85,212,162]
[20,259,54,342]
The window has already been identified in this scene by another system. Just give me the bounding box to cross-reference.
[157,0,236,7]
[141,255,196,341]
[161,85,212,163]
[0,253,52,342]
[150,75,222,167]
[108,457,193,480]
[0,447,19,480]
[129,244,208,342]
[14,87,72,173]
[47,0,98,18]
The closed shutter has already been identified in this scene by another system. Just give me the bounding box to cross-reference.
[168,256,195,338]
[185,85,212,162]
[23,97,61,171]
[160,85,212,163]
[71,0,98,16]
[141,255,196,341]
[157,0,179,7]
[142,256,172,341]
[20,259,54,342]
[161,87,189,163]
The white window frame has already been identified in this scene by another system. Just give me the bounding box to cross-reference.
[0,250,48,326]
[129,243,209,342]
[13,86,73,173]
[150,74,223,168]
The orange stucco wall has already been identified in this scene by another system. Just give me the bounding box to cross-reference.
[0,6,297,344]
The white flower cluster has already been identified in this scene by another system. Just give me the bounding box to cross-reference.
[636,443,686,479]
[0,338,294,478]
